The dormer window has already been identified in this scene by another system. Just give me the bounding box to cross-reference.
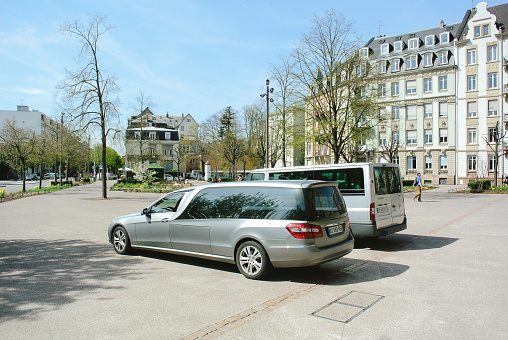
[438,51,448,65]
[409,38,419,49]
[440,32,449,43]
[378,61,387,74]
[391,59,400,72]
[360,47,369,57]
[394,41,403,52]
[381,44,389,54]
[406,55,418,70]
[425,35,435,46]
[423,53,433,67]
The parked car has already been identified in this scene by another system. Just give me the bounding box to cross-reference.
[164,174,174,181]
[26,174,40,181]
[108,181,354,279]
[44,173,56,179]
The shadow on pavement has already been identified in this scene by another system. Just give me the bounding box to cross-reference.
[0,239,145,322]
[354,234,458,252]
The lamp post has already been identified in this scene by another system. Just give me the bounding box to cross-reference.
[260,79,274,168]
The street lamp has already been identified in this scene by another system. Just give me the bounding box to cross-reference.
[260,79,274,168]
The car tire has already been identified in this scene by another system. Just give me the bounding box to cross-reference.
[112,226,132,255]
[235,241,272,280]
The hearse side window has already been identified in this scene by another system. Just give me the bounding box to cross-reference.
[151,192,185,213]
[373,167,402,195]
[314,168,365,195]
[177,187,306,220]
[268,170,312,180]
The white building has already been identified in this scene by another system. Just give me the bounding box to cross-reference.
[0,105,52,134]
[456,1,508,184]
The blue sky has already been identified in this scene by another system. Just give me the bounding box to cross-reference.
[1,0,506,128]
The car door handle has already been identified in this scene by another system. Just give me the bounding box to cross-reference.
[161,218,169,223]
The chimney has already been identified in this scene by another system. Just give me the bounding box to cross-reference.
[181,113,184,119]
[440,20,445,28]
[17,105,29,111]
[166,113,169,118]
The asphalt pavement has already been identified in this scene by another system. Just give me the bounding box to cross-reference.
[0,181,507,339]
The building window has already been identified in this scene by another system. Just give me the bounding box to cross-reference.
[407,156,417,170]
[488,45,497,62]
[468,155,477,171]
[488,100,498,116]
[408,38,419,49]
[438,51,448,65]
[467,128,477,144]
[394,41,403,52]
[483,24,490,37]
[134,131,141,139]
[392,106,400,119]
[393,156,400,164]
[424,103,433,118]
[360,48,369,57]
[467,75,477,91]
[392,59,400,72]
[189,158,196,165]
[406,80,417,94]
[424,129,433,144]
[467,102,477,118]
[439,76,448,91]
[467,49,477,65]
[381,44,389,54]
[488,73,498,89]
[392,130,400,143]
[180,126,185,131]
[165,132,171,140]
[439,129,448,143]
[378,84,386,97]
[163,148,169,156]
[149,132,156,140]
[406,55,418,69]
[440,155,448,170]
[440,32,449,43]
[425,156,432,170]
[439,102,448,117]
[406,105,417,120]
[379,132,386,146]
[489,155,496,171]
[392,82,400,96]
[424,54,433,67]
[149,147,155,156]
[425,35,434,46]
[424,78,432,92]
[407,130,417,144]
[488,127,496,143]
[379,62,387,74]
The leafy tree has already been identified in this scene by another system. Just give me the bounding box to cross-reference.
[219,107,245,177]
[58,14,120,198]
[0,119,37,192]
[90,144,122,172]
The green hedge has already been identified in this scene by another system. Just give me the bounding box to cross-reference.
[117,179,142,185]
[403,179,414,186]
[468,180,491,192]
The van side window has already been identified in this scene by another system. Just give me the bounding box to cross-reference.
[176,187,306,220]
[314,168,365,195]
[373,167,402,195]
[268,171,312,180]
[249,173,266,181]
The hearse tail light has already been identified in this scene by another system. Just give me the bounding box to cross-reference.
[370,203,375,220]
[286,223,323,239]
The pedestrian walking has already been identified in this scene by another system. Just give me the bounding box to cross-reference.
[413,172,422,202]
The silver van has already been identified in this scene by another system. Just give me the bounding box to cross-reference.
[108,181,354,279]
[245,163,407,237]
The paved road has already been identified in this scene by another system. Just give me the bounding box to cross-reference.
[0,182,507,339]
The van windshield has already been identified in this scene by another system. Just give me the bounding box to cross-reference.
[303,186,347,220]
[373,166,402,195]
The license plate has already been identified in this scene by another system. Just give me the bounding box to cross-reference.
[377,206,389,214]
[327,224,344,236]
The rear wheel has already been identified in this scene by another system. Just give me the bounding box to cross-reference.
[235,241,272,280]
[112,226,131,255]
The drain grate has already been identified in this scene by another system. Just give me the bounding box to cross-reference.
[312,291,384,323]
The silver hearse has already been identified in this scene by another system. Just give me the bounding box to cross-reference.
[108,181,354,279]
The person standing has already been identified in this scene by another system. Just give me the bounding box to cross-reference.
[413,172,422,202]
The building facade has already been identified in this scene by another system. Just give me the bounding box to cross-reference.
[124,108,199,173]
[456,1,508,184]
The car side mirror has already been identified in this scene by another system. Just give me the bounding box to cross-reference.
[142,207,151,216]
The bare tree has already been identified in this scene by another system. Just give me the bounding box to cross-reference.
[483,121,507,186]
[58,14,119,198]
[291,10,381,163]
[378,139,404,163]
[0,119,38,192]
[169,142,188,181]
[242,100,266,167]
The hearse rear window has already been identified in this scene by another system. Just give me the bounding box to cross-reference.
[304,186,347,220]
[177,187,306,220]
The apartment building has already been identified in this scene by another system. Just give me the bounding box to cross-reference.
[456,1,508,184]
[124,108,199,173]
[363,17,468,184]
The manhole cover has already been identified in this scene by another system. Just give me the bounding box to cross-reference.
[312,291,384,323]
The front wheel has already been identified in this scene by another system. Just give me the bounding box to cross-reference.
[112,226,131,255]
[235,241,272,280]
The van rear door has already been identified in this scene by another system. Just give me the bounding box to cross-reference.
[373,166,404,228]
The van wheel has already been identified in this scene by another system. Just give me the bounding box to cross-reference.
[236,241,272,280]
[113,226,131,255]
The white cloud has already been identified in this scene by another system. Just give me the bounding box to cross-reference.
[0,87,46,95]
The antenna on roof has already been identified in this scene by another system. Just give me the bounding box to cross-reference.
[378,19,383,37]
